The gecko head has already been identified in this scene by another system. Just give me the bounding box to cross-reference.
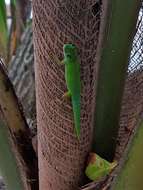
[63,44,78,60]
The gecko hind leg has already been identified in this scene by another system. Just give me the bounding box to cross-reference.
[60,91,71,105]
[62,91,71,100]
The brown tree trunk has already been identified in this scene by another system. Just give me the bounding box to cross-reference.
[32,0,101,189]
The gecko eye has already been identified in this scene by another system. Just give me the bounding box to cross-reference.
[71,44,76,49]
[66,54,71,58]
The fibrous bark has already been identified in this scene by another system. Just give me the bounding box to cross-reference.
[33,0,101,189]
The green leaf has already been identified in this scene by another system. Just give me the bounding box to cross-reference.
[0,0,8,59]
[1,0,7,27]
[11,0,16,7]
[0,120,24,190]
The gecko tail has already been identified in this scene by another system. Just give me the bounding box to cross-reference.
[72,97,80,139]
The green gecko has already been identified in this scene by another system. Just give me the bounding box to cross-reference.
[60,44,81,139]
[85,153,117,181]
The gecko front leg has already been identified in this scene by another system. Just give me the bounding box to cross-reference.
[48,51,65,65]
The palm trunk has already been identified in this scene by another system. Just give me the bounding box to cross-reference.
[32,0,101,189]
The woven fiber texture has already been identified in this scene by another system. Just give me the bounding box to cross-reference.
[33,0,101,189]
